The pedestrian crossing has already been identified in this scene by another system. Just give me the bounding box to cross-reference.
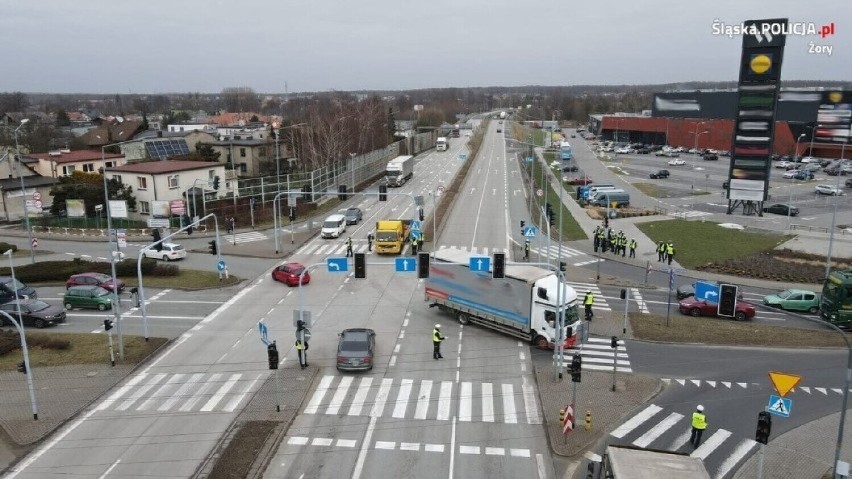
[284,435,533,460]
[609,403,758,479]
[223,231,268,244]
[565,281,611,312]
[303,375,542,425]
[528,244,590,264]
[94,372,261,414]
[564,337,632,373]
[669,210,713,219]
[662,378,852,396]
[296,240,374,256]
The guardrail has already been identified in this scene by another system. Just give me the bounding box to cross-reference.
[790,224,830,233]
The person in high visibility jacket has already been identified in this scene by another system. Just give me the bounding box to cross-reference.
[666,241,675,265]
[657,241,666,262]
[629,238,637,258]
[690,404,707,447]
[583,290,594,320]
[346,237,354,257]
[296,339,307,369]
[433,324,446,359]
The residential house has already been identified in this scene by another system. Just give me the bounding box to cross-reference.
[78,119,144,149]
[120,130,217,162]
[199,137,278,177]
[23,149,126,178]
[105,160,226,221]
[167,123,217,134]
[0,153,58,221]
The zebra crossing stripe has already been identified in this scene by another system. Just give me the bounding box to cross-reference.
[460,382,472,422]
[117,373,167,411]
[414,380,433,420]
[305,375,334,415]
[437,381,452,420]
[224,374,261,412]
[610,404,662,438]
[631,288,650,314]
[503,384,517,424]
[715,439,758,479]
[669,427,693,451]
[392,379,413,418]
[482,383,494,422]
[326,376,353,415]
[690,429,732,460]
[633,412,683,448]
[371,378,393,418]
[137,373,185,411]
[158,373,204,411]
[97,374,147,411]
[200,373,241,412]
[348,377,373,416]
[180,373,221,412]
[522,383,541,424]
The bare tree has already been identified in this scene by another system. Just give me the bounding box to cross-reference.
[221,87,260,113]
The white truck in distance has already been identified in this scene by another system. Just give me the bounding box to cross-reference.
[424,249,579,349]
[499,111,507,119]
[436,137,449,151]
[384,155,414,187]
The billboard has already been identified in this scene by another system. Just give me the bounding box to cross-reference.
[151,201,171,219]
[815,91,852,144]
[66,199,86,218]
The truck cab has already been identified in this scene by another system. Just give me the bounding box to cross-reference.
[374,220,411,254]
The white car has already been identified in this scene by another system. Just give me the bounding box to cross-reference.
[615,147,631,154]
[782,169,800,179]
[815,184,844,196]
[143,242,188,261]
[801,156,821,164]
[775,161,792,169]
[667,158,686,166]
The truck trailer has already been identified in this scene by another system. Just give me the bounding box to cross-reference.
[385,155,414,187]
[424,249,579,349]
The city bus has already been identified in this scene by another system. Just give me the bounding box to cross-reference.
[820,269,852,328]
[560,141,572,160]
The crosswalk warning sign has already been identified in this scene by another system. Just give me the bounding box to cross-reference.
[767,394,791,418]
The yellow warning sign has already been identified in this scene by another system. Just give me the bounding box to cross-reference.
[769,371,802,397]
[750,54,772,74]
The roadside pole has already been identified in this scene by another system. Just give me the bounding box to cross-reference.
[622,288,629,335]
[611,336,618,392]
[107,328,115,367]
[665,269,674,327]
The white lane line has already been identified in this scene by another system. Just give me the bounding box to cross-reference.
[633,412,683,448]
[448,416,457,479]
[289,436,309,445]
[691,429,732,460]
[437,381,452,420]
[370,378,393,418]
[117,373,167,411]
[536,453,548,479]
[352,416,377,479]
[304,375,334,415]
[179,373,221,412]
[523,382,541,424]
[414,380,433,420]
[312,437,333,446]
[459,445,480,455]
[511,448,531,457]
[392,379,413,418]
[611,404,662,438]
[137,374,185,411]
[485,447,505,456]
[337,439,357,448]
[375,441,396,450]
[715,439,758,479]
[348,377,373,416]
[502,384,517,424]
[200,373,241,411]
[158,373,204,412]
[325,376,354,415]
[224,374,261,412]
[96,374,147,411]
[482,382,494,422]
[400,442,420,451]
[459,382,472,422]
[97,459,121,479]
[425,444,445,453]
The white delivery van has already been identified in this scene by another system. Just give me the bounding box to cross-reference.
[321,214,347,239]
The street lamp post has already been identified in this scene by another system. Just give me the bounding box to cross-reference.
[14,119,35,264]
[99,166,124,360]
[692,122,708,171]
[4,249,38,420]
[789,133,807,228]
[825,142,848,280]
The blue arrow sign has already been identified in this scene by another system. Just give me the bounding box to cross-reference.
[258,321,269,346]
[410,220,421,232]
[326,257,348,272]
[469,256,490,272]
[695,281,720,301]
[767,394,792,418]
[395,257,415,272]
[217,260,226,271]
[522,226,537,238]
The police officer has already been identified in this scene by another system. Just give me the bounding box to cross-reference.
[618,231,626,257]
[524,239,530,261]
[597,227,606,253]
[667,241,675,265]
[346,236,354,257]
[657,241,666,262]
[433,324,446,359]
[296,339,308,369]
[629,238,637,258]
[583,290,594,320]
[690,405,708,447]
[367,232,374,252]
[411,236,419,255]
[593,226,601,252]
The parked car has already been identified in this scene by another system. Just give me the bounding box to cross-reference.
[0,276,37,305]
[845,178,852,188]
[667,158,686,166]
[657,151,679,158]
[615,147,631,154]
[678,296,755,321]
[815,184,844,196]
[782,169,801,179]
[649,170,670,179]
[800,156,821,164]
[344,207,363,225]
[63,285,113,311]
[702,153,718,161]
[763,289,820,314]
[762,204,799,216]
[802,163,822,173]
[336,328,376,371]
[271,262,310,287]
[142,243,187,261]
[562,164,579,172]
[794,170,814,180]
[0,299,66,328]
[66,272,126,294]
[636,148,651,154]
[775,161,793,169]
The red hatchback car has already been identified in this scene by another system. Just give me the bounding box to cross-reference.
[66,272,126,294]
[678,297,755,321]
[272,262,310,286]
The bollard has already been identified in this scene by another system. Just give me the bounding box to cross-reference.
[585,410,592,431]
[559,407,566,424]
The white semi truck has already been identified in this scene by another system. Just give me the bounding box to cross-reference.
[424,249,579,349]
[384,155,414,187]
[436,137,449,151]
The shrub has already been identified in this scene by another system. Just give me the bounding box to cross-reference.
[0,243,17,254]
[0,258,175,283]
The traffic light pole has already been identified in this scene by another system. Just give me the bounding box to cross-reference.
[0,310,38,420]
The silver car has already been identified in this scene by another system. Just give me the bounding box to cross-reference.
[344,207,363,225]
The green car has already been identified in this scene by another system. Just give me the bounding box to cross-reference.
[64,285,113,311]
[763,289,820,314]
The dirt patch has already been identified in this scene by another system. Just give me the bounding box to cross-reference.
[696,248,852,284]
[207,421,279,479]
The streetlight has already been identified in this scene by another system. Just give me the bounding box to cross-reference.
[14,119,35,264]
[98,166,124,360]
[825,141,848,280]
[789,133,807,228]
[4,249,38,420]
[692,125,709,171]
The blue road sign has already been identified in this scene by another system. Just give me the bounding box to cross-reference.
[258,321,269,346]
[395,257,416,272]
[470,256,490,272]
[525,156,533,163]
[217,260,226,271]
[767,394,792,418]
[410,230,422,241]
[410,220,421,232]
[326,257,348,272]
[695,281,721,301]
[522,226,537,238]
[459,153,468,161]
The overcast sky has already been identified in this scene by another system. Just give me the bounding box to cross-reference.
[1,0,848,94]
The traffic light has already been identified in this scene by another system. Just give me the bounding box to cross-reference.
[492,252,505,279]
[417,252,430,278]
[379,184,387,201]
[520,220,525,230]
[559,261,566,272]
[301,184,311,201]
[718,284,738,317]
[338,184,347,201]
[756,411,772,444]
[104,319,113,331]
[208,240,217,255]
[419,207,425,222]
[152,229,163,252]
[546,202,553,215]
[570,354,582,382]
[548,210,555,227]
[610,336,619,349]
[620,288,627,300]
[296,320,305,332]
[289,207,297,222]
[267,343,279,370]
[354,253,366,278]
[17,361,26,374]
[213,175,220,190]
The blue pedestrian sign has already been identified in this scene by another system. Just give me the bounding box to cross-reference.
[326,257,348,272]
[410,230,422,241]
[522,226,537,238]
[470,256,490,272]
[217,260,226,271]
[258,321,269,346]
[694,281,720,301]
[459,153,468,161]
[410,220,421,232]
[525,156,533,163]
[395,257,416,272]
[767,394,792,418]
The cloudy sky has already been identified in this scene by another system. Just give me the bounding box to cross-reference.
[1,0,848,94]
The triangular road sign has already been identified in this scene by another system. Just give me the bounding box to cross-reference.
[769,371,802,397]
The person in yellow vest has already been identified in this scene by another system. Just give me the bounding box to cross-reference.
[583,290,594,320]
[346,237,353,258]
[629,238,637,258]
[667,241,675,265]
[690,404,707,447]
[432,324,446,359]
[657,241,666,262]
[296,339,307,369]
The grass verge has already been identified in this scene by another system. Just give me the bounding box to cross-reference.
[117,269,242,289]
[636,219,792,269]
[629,312,844,348]
[532,152,586,241]
[0,332,168,371]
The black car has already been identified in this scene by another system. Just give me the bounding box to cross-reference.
[336,328,376,371]
[562,164,579,172]
[702,153,718,161]
[344,207,363,225]
[0,276,36,304]
[636,148,651,154]
[649,170,670,179]
[846,178,852,188]
[0,299,66,328]
[762,203,799,216]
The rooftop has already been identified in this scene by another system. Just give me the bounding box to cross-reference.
[24,150,124,164]
[106,160,221,174]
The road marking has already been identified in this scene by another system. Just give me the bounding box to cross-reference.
[98,459,121,479]
[448,416,457,479]
[536,453,548,479]
[611,404,662,438]
[511,448,531,457]
[392,379,413,418]
[200,373,240,411]
[288,436,309,445]
[352,416,377,479]
[691,429,731,460]
[304,375,334,414]
[117,373,166,411]
[337,439,357,448]
[400,442,420,451]
[437,381,452,420]
[179,373,221,412]
[312,437,333,446]
[459,445,480,455]
[715,439,758,479]
[482,382,494,422]
[96,374,147,411]
[633,412,683,448]
[137,373,184,411]
[371,378,393,417]
[348,377,373,416]
[415,380,433,420]
[375,440,395,450]
[503,384,517,424]
[523,382,541,424]
[485,447,505,455]
[459,382,472,422]
[584,451,602,462]
[425,444,445,453]
[157,373,204,411]
[326,376,353,415]
[224,374,261,412]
